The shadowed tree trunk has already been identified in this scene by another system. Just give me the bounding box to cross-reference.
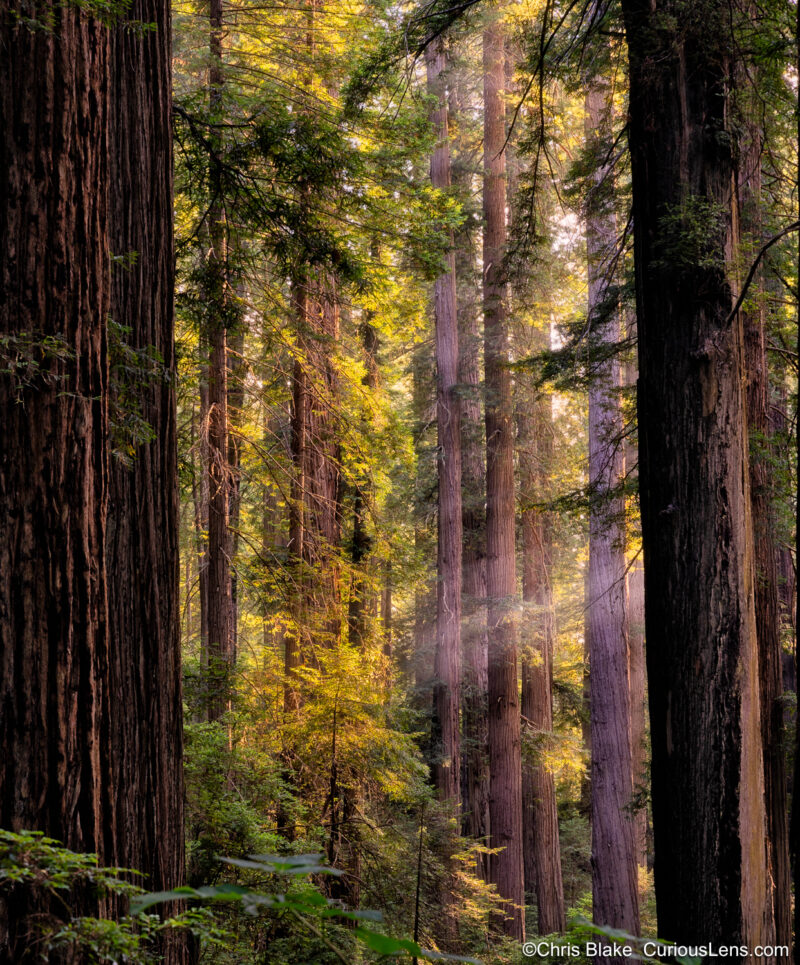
[205,0,234,721]
[106,0,189,958]
[519,383,566,936]
[349,315,379,650]
[0,3,113,956]
[622,0,774,947]
[623,318,648,872]
[584,62,640,944]
[738,115,789,947]
[483,18,525,940]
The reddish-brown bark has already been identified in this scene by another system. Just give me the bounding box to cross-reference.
[584,66,640,943]
[483,19,525,940]
[623,0,774,946]
[519,391,566,935]
[105,0,189,958]
[426,35,463,806]
[0,3,113,955]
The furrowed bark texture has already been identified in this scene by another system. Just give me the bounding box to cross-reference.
[622,0,774,948]
[483,20,525,940]
[584,70,640,941]
[519,390,566,936]
[426,36,462,805]
[0,2,112,955]
[105,1,189,958]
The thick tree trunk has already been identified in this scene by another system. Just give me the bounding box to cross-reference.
[519,390,566,936]
[483,20,525,940]
[622,0,774,947]
[0,3,113,955]
[105,0,188,959]
[426,36,462,806]
[584,70,640,943]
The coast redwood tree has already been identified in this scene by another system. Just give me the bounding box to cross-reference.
[426,34,462,805]
[0,4,113,953]
[622,0,774,946]
[106,0,189,958]
[483,17,524,939]
[584,49,639,942]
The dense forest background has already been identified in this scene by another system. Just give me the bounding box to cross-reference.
[2,0,800,962]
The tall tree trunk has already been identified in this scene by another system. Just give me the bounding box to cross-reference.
[519,385,566,936]
[738,116,790,947]
[205,0,234,721]
[483,19,525,940]
[412,341,437,704]
[794,8,800,956]
[349,316,379,650]
[227,319,245,658]
[287,284,308,714]
[426,35,462,806]
[106,0,189,959]
[622,0,774,947]
[451,69,490,867]
[584,67,640,942]
[0,3,113,955]
[623,318,648,872]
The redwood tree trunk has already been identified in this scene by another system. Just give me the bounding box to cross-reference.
[622,0,774,946]
[519,391,566,936]
[483,19,525,940]
[205,0,234,721]
[0,3,112,955]
[584,67,640,942]
[738,120,790,947]
[426,35,462,806]
[624,321,648,872]
[105,0,188,958]
[451,72,490,866]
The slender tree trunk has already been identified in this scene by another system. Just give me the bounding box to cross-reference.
[483,19,525,940]
[287,284,308,713]
[0,3,113,955]
[105,0,189,958]
[412,340,437,700]
[227,320,245,658]
[794,8,800,955]
[197,379,211,665]
[451,68,490,868]
[584,67,640,943]
[738,118,790,947]
[519,386,566,935]
[205,0,234,721]
[622,0,774,947]
[623,319,648,872]
[349,317,379,650]
[426,35,462,806]
[381,560,393,658]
